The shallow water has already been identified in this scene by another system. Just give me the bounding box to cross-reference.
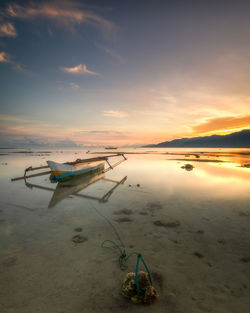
[0,148,250,313]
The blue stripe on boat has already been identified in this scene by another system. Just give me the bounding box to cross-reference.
[55,163,104,181]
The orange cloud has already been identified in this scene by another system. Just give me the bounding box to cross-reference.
[61,64,99,75]
[193,114,250,134]
[0,22,17,37]
[5,0,115,35]
[0,51,11,63]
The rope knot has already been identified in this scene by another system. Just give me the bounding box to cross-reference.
[120,252,127,259]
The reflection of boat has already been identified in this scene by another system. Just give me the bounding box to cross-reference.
[48,170,105,208]
[25,170,127,208]
[47,160,105,181]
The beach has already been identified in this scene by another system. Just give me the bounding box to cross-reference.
[0,148,250,313]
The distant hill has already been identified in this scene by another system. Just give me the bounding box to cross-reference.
[144,129,250,148]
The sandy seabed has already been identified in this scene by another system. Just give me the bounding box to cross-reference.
[0,149,250,313]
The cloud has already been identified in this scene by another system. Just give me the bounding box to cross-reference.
[0,51,11,63]
[96,44,125,63]
[72,129,130,145]
[0,51,27,72]
[69,82,80,89]
[0,22,17,37]
[103,110,128,118]
[192,114,250,134]
[61,64,99,75]
[75,129,123,135]
[4,0,115,36]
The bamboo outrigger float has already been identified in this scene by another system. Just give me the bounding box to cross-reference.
[11,153,127,182]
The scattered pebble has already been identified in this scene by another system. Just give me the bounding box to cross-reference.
[113,208,132,215]
[72,235,88,243]
[166,292,177,302]
[147,202,162,210]
[240,257,250,263]
[193,251,204,258]
[197,230,204,234]
[2,257,17,267]
[218,239,225,245]
[151,271,164,289]
[74,227,83,232]
[137,184,140,187]
[154,220,180,228]
[238,211,250,217]
[114,217,132,223]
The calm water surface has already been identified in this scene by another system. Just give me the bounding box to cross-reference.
[0,148,250,313]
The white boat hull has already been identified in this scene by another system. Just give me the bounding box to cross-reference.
[47,160,105,181]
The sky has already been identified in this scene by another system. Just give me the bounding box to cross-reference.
[0,0,250,147]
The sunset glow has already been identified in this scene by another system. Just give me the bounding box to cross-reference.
[1,0,250,146]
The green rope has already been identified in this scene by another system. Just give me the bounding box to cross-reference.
[135,253,153,294]
[88,200,153,293]
[101,239,138,271]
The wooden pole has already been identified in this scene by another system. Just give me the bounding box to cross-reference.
[11,170,51,182]
[103,159,126,173]
[101,176,127,202]
[27,165,49,171]
[69,153,124,165]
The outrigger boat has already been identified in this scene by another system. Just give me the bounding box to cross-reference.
[11,153,127,182]
[47,159,105,181]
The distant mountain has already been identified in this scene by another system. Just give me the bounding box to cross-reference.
[144,129,250,148]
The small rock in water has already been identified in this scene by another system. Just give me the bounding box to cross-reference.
[137,184,140,187]
[72,234,88,243]
[181,163,194,171]
[242,163,250,168]
[154,220,180,228]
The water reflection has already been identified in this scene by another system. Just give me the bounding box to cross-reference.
[24,171,127,208]
[1,148,250,313]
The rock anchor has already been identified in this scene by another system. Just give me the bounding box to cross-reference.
[121,271,158,304]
